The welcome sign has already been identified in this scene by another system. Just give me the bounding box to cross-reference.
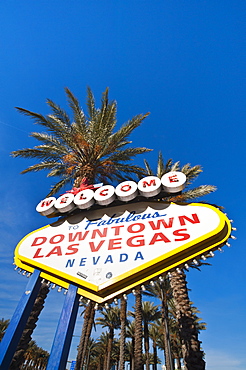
[14,201,231,303]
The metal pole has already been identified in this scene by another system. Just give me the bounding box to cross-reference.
[46,284,79,370]
[0,269,41,369]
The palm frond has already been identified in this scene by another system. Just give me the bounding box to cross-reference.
[11,148,61,161]
[86,86,96,121]
[170,161,180,172]
[108,147,152,162]
[106,113,150,153]
[30,132,64,146]
[168,185,217,202]
[143,159,154,176]
[46,99,71,128]
[20,161,63,174]
[156,151,165,177]
[47,177,72,196]
[65,88,87,136]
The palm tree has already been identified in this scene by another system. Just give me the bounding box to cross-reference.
[148,322,161,370]
[11,87,151,365]
[96,306,121,370]
[76,300,96,370]
[18,340,49,370]
[126,321,135,370]
[9,282,49,370]
[12,87,151,195]
[80,338,98,370]
[93,332,109,370]
[129,288,143,370]
[129,301,160,370]
[141,302,160,370]
[119,296,128,370]
[144,277,173,370]
[143,152,216,370]
[169,271,205,369]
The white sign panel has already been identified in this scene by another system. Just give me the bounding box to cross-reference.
[15,201,231,303]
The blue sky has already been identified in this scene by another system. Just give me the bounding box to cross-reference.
[0,1,245,369]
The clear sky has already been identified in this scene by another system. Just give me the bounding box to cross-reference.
[0,1,245,369]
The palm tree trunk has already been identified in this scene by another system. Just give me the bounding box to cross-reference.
[170,271,205,370]
[106,328,114,370]
[152,341,157,370]
[134,289,143,370]
[82,304,95,367]
[9,283,49,370]
[160,298,173,370]
[143,321,150,370]
[175,356,182,369]
[119,297,127,370]
[76,301,94,370]
[131,338,135,370]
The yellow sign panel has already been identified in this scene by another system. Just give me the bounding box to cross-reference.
[14,201,231,303]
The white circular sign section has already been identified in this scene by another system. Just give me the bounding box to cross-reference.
[161,171,186,193]
[36,197,57,216]
[94,185,116,205]
[138,176,162,197]
[115,181,138,202]
[74,189,95,209]
[55,193,75,213]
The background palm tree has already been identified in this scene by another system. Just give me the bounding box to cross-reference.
[129,301,160,370]
[9,282,49,370]
[143,152,216,369]
[169,271,205,369]
[96,306,121,370]
[11,87,151,365]
[144,277,173,370]
[76,300,96,370]
[148,322,162,370]
[126,321,135,370]
[119,296,128,370]
[130,288,143,370]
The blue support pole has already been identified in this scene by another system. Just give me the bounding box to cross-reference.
[0,269,41,369]
[46,284,79,370]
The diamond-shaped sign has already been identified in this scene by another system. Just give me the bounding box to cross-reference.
[14,201,231,303]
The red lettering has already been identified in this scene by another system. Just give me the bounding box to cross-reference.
[111,225,124,236]
[31,237,47,246]
[178,214,200,226]
[127,235,145,247]
[142,179,156,187]
[99,189,109,196]
[148,218,174,230]
[168,175,178,183]
[60,196,69,203]
[127,223,145,233]
[108,238,122,250]
[40,199,53,207]
[173,229,190,241]
[65,244,79,255]
[89,240,105,252]
[46,246,62,257]
[50,234,65,244]
[120,184,131,192]
[91,228,107,239]
[149,233,171,244]
[33,248,44,258]
[68,231,89,242]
